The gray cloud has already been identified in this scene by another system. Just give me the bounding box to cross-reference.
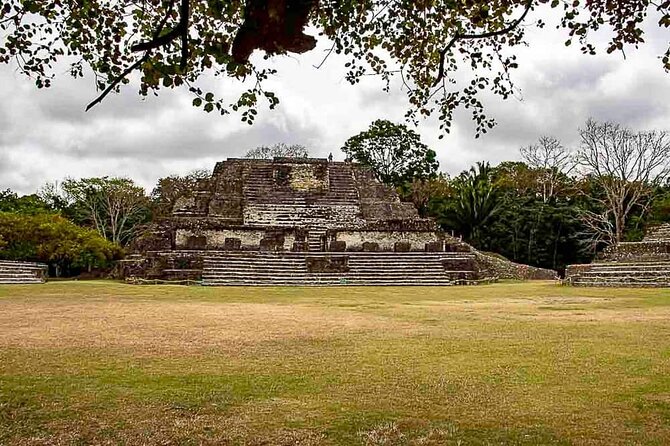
[1,9,669,193]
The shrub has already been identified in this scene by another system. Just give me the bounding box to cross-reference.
[0,212,123,276]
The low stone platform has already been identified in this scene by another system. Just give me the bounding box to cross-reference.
[566,261,670,287]
[565,223,670,287]
[122,250,486,286]
[0,260,48,284]
[202,251,482,286]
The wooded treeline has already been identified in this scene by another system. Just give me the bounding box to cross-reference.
[1,121,668,276]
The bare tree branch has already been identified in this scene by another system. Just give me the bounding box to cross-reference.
[576,119,670,245]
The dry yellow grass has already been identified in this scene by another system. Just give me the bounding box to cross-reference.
[1,281,670,445]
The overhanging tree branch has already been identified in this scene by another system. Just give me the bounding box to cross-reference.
[433,0,534,87]
[85,0,186,111]
[85,55,149,111]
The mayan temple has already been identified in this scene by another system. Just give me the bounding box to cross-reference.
[122,157,555,285]
[566,223,670,287]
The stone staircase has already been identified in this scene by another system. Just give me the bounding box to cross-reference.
[565,222,670,287]
[323,163,359,204]
[242,162,361,205]
[565,261,670,287]
[308,227,327,252]
[644,224,670,242]
[201,252,481,286]
[241,162,365,228]
[0,260,48,284]
[243,164,287,203]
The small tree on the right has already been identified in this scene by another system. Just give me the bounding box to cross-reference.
[576,119,670,247]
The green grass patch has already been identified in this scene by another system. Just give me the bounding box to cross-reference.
[1,280,670,444]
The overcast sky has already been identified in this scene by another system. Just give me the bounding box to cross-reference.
[1,8,669,195]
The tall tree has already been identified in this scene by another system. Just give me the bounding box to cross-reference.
[59,178,151,246]
[341,120,438,188]
[488,161,592,271]
[1,1,666,135]
[244,143,309,159]
[576,119,670,246]
[404,175,453,218]
[447,162,500,245]
[520,136,576,203]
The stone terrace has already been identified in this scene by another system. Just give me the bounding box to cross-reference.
[0,260,47,284]
[201,251,478,286]
[566,223,670,287]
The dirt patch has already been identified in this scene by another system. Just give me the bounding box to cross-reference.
[0,299,415,354]
[8,402,330,446]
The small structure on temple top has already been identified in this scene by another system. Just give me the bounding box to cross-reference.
[122,157,556,285]
[566,223,670,287]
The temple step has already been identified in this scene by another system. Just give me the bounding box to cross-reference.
[566,260,670,287]
[201,252,480,286]
[0,260,48,284]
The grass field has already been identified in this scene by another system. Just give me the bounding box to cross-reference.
[1,281,670,445]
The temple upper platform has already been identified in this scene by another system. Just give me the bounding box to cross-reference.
[172,158,426,229]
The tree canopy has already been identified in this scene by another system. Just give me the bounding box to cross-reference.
[0,212,123,276]
[244,143,309,159]
[1,1,667,134]
[341,119,438,188]
[151,169,211,217]
[0,189,52,214]
[43,177,152,246]
[576,119,670,246]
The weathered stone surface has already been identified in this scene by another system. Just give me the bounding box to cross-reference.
[125,157,555,284]
[186,235,207,250]
[565,223,670,287]
[224,237,241,250]
[362,242,379,252]
[394,241,411,252]
[259,237,283,251]
[331,229,438,252]
[475,252,557,280]
[329,240,346,252]
[425,241,443,252]
[292,241,308,252]
[306,256,349,273]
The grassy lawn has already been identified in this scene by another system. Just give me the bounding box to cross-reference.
[1,281,670,445]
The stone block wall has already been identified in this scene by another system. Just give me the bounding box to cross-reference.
[175,227,303,251]
[287,163,328,192]
[602,240,670,262]
[208,161,245,220]
[243,203,364,228]
[120,251,205,282]
[330,230,441,252]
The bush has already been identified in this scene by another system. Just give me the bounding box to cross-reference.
[0,212,123,276]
